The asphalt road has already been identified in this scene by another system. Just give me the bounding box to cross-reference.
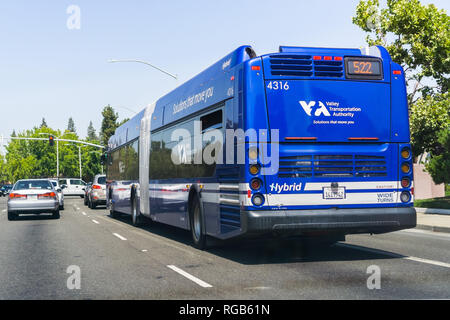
[0,196,449,299]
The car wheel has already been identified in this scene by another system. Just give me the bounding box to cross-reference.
[52,210,60,219]
[84,196,88,205]
[189,194,207,250]
[7,211,17,221]
[91,201,96,209]
[59,205,64,210]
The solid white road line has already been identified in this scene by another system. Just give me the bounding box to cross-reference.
[113,233,127,241]
[167,265,213,288]
[404,256,450,268]
[92,219,99,224]
[400,229,450,239]
[338,243,450,269]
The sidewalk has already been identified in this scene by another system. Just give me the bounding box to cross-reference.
[415,209,450,233]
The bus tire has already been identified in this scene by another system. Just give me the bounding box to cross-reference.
[109,191,118,219]
[131,192,143,227]
[189,194,207,250]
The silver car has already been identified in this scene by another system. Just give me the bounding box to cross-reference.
[49,179,65,210]
[87,174,107,209]
[7,179,60,220]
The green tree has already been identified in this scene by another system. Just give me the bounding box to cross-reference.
[409,92,450,156]
[353,0,449,102]
[100,105,119,146]
[67,117,76,133]
[40,118,48,128]
[0,154,8,183]
[87,121,98,141]
[353,0,450,179]
[426,128,450,185]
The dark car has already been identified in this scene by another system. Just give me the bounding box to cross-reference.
[0,185,13,197]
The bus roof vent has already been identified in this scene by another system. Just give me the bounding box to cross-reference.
[313,59,344,78]
[268,54,343,78]
[269,55,313,77]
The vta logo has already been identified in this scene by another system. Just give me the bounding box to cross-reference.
[299,101,331,117]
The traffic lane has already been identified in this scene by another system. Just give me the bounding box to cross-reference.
[347,229,450,264]
[0,197,213,299]
[85,201,450,299]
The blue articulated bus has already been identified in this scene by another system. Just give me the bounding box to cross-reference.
[106,45,416,249]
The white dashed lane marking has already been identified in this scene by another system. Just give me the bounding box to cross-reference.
[113,233,127,241]
[92,219,99,224]
[167,265,213,288]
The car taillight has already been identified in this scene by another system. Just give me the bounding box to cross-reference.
[38,192,57,199]
[92,185,101,189]
[9,193,27,199]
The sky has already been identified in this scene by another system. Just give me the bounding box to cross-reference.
[0,0,448,144]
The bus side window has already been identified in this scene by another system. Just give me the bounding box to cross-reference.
[200,109,223,132]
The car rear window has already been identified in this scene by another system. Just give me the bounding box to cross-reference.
[14,180,52,190]
[70,179,86,186]
[97,176,106,185]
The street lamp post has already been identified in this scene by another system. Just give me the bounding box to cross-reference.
[69,143,85,179]
[108,59,178,80]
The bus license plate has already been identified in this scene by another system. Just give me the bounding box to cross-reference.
[323,187,345,200]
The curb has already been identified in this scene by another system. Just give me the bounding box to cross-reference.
[416,224,450,234]
[415,207,450,215]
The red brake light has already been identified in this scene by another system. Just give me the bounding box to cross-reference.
[250,179,262,190]
[401,178,411,188]
[9,193,27,199]
[324,56,332,61]
[92,185,101,189]
[334,56,343,61]
[251,66,261,71]
[313,56,322,60]
[38,192,56,199]
[393,70,401,75]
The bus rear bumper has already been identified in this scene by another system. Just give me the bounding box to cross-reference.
[241,207,416,236]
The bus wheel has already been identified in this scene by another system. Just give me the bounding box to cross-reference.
[189,194,207,250]
[109,196,118,219]
[131,194,143,226]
